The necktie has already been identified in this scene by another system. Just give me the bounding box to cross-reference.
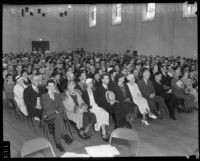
[35,87,39,93]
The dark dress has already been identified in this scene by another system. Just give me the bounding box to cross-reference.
[112,83,139,127]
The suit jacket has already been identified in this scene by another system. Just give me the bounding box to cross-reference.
[40,92,65,119]
[95,85,113,110]
[108,78,116,92]
[24,85,46,116]
[152,80,168,98]
[161,72,171,88]
[171,78,185,97]
[137,78,155,99]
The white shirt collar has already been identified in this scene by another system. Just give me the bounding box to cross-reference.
[102,84,107,90]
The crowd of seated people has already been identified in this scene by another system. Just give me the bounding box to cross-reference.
[2,49,198,152]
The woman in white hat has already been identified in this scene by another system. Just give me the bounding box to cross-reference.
[13,76,28,116]
[126,74,157,125]
[82,78,110,141]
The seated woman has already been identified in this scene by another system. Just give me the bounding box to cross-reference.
[4,73,15,100]
[75,70,87,95]
[111,73,139,128]
[62,81,96,139]
[82,78,109,141]
[181,70,198,110]
[126,74,157,126]
[21,70,31,87]
[13,76,28,116]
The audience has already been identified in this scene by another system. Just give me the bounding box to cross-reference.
[3,49,198,151]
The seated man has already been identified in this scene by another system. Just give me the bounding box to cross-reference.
[137,69,168,119]
[40,80,73,152]
[62,80,96,139]
[171,69,195,113]
[152,72,178,120]
[95,73,117,127]
[24,74,46,120]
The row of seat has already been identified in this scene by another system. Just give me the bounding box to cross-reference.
[4,98,140,157]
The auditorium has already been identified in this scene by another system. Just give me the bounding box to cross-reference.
[2,2,198,158]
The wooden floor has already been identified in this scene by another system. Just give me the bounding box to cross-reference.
[3,108,198,157]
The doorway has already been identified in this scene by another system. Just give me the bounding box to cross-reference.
[32,41,49,54]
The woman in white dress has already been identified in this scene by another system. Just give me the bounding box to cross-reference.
[13,76,28,116]
[126,74,157,125]
[83,78,109,141]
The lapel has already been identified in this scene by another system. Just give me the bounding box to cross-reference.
[85,90,90,106]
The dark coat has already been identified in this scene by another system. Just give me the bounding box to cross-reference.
[24,85,46,116]
[95,85,114,114]
[137,78,155,99]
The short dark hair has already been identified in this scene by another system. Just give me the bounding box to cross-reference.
[21,70,27,75]
[46,79,56,86]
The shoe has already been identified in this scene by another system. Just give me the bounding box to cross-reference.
[56,144,65,152]
[148,113,157,119]
[78,131,90,139]
[102,135,109,142]
[64,135,73,144]
[170,116,177,120]
[34,117,40,121]
[142,119,150,125]
[84,132,92,139]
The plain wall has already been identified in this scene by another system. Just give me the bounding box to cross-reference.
[3,3,197,57]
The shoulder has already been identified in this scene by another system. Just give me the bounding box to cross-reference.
[24,85,32,91]
[137,79,143,85]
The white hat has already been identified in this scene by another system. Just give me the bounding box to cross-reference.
[86,78,93,85]
[107,67,113,72]
[15,75,23,82]
[3,64,8,68]
[126,74,134,81]
[105,91,116,103]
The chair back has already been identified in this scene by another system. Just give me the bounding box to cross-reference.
[21,137,56,157]
[109,128,140,156]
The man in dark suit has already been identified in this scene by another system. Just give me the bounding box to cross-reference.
[95,73,117,127]
[152,72,178,120]
[95,73,114,115]
[40,79,73,152]
[24,74,46,120]
[160,64,171,90]
[137,69,168,119]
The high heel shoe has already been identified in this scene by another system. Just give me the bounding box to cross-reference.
[148,113,157,119]
[100,128,109,142]
[142,119,150,125]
